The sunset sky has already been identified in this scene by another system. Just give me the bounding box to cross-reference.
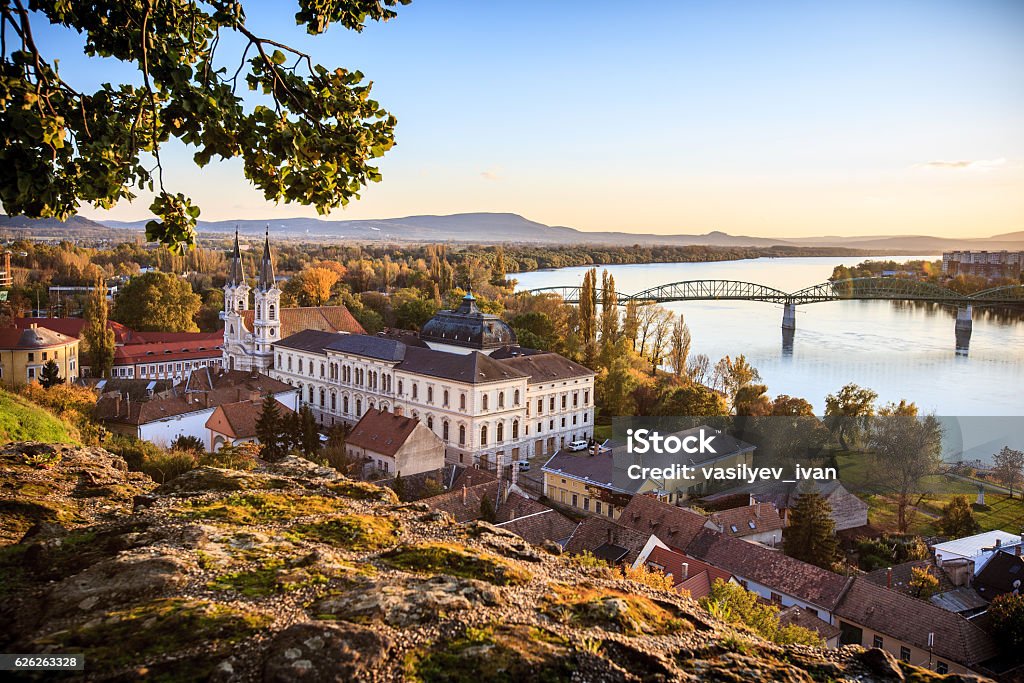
[37,0,1024,237]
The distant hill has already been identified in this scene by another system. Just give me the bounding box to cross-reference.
[101,212,797,247]
[0,214,114,231]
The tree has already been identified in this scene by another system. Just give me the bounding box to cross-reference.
[597,341,640,417]
[255,395,285,461]
[0,0,404,252]
[666,316,691,378]
[989,593,1024,654]
[782,493,837,569]
[38,359,63,388]
[112,272,201,332]
[868,413,944,533]
[712,354,761,408]
[298,266,340,306]
[299,405,321,457]
[579,268,598,366]
[992,446,1024,499]
[479,493,496,523]
[734,384,771,417]
[937,494,980,538]
[771,395,815,417]
[598,270,619,366]
[908,566,939,599]
[81,272,115,378]
[824,383,877,450]
[656,383,729,417]
[699,579,822,647]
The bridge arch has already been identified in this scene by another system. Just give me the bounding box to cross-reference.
[968,284,1024,304]
[788,278,965,304]
[629,279,791,304]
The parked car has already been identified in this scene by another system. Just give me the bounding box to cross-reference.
[517,460,531,471]
[568,440,589,452]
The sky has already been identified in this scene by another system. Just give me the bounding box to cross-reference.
[32,0,1024,237]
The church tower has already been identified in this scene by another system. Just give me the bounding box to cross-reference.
[222,230,251,371]
[251,229,281,372]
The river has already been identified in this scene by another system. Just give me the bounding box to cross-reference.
[511,256,1024,418]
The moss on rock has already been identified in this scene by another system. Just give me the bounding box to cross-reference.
[288,514,399,551]
[379,542,531,586]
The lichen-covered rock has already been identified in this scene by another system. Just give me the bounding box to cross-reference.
[263,622,392,682]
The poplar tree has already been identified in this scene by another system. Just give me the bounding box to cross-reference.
[579,268,598,366]
[81,272,115,379]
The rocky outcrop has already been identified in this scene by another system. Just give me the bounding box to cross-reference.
[0,443,989,682]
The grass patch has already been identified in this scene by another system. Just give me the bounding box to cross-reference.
[32,598,271,676]
[405,624,576,683]
[177,492,346,525]
[542,584,691,636]
[0,389,77,444]
[326,479,399,503]
[289,514,399,551]
[379,542,531,586]
[207,557,334,597]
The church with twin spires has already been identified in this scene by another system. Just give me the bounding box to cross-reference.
[221,231,365,372]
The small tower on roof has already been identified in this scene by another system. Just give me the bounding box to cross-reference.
[251,227,281,372]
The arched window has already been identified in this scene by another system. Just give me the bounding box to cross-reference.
[512,420,519,439]
[482,394,489,410]
[319,388,325,407]
[343,395,349,414]
[237,300,244,311]
[514,389,520,405]
[498,392,505,409]
[460,394,466,411]
[443,390,449,407]
[497,422,504,442]
[459,425,466,445]
[427,416,434,430]
[412,384,418,400]
[398,379,404,395]
[356,399,362,416]
[229,324,234,334]
[443,420,450,441]
[480,425,488,446]
[308,385,314,402]
[256,304,261,319]
[298,358,303,373]
[320,363,325,378]
[269,304,276,320]
[331,392,336,411]
[427,387,433,404]
[287,356,292,371]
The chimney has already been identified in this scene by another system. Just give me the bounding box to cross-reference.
[461,485,467,504]
[996,538,1002,548]
[394,406,403,417]
[887,567,893,589]
[754,504,761,519]
[1016,545,1021,557]
[681,562,689,580]
[113,393,122,416]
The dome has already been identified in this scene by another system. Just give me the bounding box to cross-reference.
[420,292,517,351]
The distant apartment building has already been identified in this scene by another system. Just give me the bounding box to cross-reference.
[941,250,1024,278]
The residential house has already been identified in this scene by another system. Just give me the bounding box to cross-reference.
[705,501,785,546]
[777,606,842,648]
[617,494,708,551]
[834,577,998,675]
[94,368,297,450]
[973,548,1024,602]
[932,530,1023,575]
[638,545,736,599]
[494,491,578,547]
[0,324,80,386]
[704,480,868,532]
[684,528,852,623]
[564,516,653,565]
[345,407,445,477]
[206,398,294,451]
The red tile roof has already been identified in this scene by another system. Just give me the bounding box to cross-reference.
[685,528,852,611]
[420,481,501,523]
[14,317,134,344]
[113,338,222,365]
[564,517,650,565]
[645,546,732,598]
[346,409,424,457]
[205,398,294,439]
[241,305,364,337]
[708,502,784,539]
[835,577,998,667]
[494,492,577,546]
[618,495,708,550]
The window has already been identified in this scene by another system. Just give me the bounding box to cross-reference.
[512,420,519,439]
[320,388,325,407]
[872,635,883,649]
[573,392,578,407]
[549,397,555,411]
[288,356,293,371]
[480,425,488,446]
[770,592,782,605]
[899,647,910,663]
[269,304,276,320]
[27,352,34,362]
[427,416,434,430]
[443,421,449,441]
[561,395,567,409]
[42,351,47,360]
[482,394,488,410]
[936,662,948,675]
[308,385,314,402]
[584,390,590,405]
[459,425,466,445]
[27,368,35,379]
[498,392,504,408]
[537,399,543,414]
[595,501,602,515]
[331,392,336,411]
[460,394,466,410]
[571,494,578,508]
[427,387,433,403]
[412,384,418,400]
[496,422,504,442]
[514,389,520,405]
[443,390,449,407]
[606,505,614,518]
[356,399,362,416]
[343,396,349,413]
[583,497,590,511]
[398,379,403,395]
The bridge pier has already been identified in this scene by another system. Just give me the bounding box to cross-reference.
[955,305,972,355]
[782,302,797,330]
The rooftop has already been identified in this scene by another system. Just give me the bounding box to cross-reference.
[618,494,708,550]
[564,517,650,566]
[420,292,517,350]
[708,502,784,540]
[0,324,77,350]
[346,408,430,457]
[206,398,294,439]
[242,305,364,337]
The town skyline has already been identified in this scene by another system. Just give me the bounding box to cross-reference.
[24,0,1021,238]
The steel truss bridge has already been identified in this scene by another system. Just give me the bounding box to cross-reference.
[524,278,1024,353]
[524,278,1024,308]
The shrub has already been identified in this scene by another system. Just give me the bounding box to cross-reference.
[613,562,676,592]
[170,435,206,454]
[141,449,198,484]
[699,579,823,647]
[105,434,165,471]
[990,593,1024,653]
[199,443,259,471]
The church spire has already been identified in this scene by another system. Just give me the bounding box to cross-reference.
[227,228,246,287]
[257,227,275,291]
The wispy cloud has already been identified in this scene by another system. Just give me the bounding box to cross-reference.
[915,158,1007,171]
[480,166,502,181]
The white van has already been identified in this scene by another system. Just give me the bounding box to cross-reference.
[568,440,589,452]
